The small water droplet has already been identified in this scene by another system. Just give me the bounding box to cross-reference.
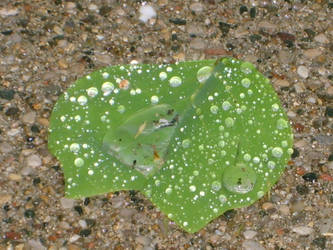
[70,143,80,153]
[225,117,234,127]
[77,96,88,105]
[169,76,182,87]
[257,191,264,198]
[210,105,219,114]
[182,139,191,148]
[165,187,172,194]
[277,118,288,130]
[243,154,251,161]
[222,162,256,194]
[86,87,98,97]
[159,72,167,80]
[101,82,114,96]
[241,78,251,88]
[240,61,254,75]
[189,185,196,192]
[166,66,173,72]
[219,194,227,203]
[211,181,222,191]
[117,105,125,113]
[267,161,276,169]
[197,66,213,83]
[271,103,279,112]
[150,95,159,104]
[222,101,231,111]
[88,169,94,175]
[102,72,109,79]
[74,158,84,167]
[272,147,283,158]
[74,115,81,122]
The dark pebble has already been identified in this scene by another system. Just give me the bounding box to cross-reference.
[33,177,41,185]
[250,7,256,18]
[169,18,186,25]
[27,137,34,143]
[0,89,15,100]
[302,172,318,182]
[223,209,236,220]
[328,153,333,161]
[84,198,90,206]
[1,30,13,35]
[79,228,91,237]
[291,148,300,158]
[304,28,316,39]
[85,218,96,227]
[99,5,111,17]
[171,34,178,41]
[324,106,333,117]
[296,184,309,195]
[239,5,248,15]
[3,204,10,212]
[218,22,231,36]
[5,107,19,116]
[51,165,61,171]
[312,237,326,249]
[277,32,296,42]
[74,205,84,215]
[226,43,235,51]
[249,34,261,42]
[31,124,40,133]
[24,209,35,218]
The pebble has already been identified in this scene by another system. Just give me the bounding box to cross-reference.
[79,219,87,228]
[9,173,22,181]
[314,33,329,43]
[287,110,296,119]
[111,196,125,208]
[0,193,12,205]
[304,48,322,59]
[274,79,290,88]
[0,89,15,100]
[119,208,137,219]
[292,226,313,235]
[297,66,309,79]
[60,197,75,209]
[314,135,332,145]
[294,82,306,93]
[0,8,19,18]
[0,142,13,153]
[69,234,80,243]
[95,54,112,65]
[190,3,204,13]
[279,205,290,216]
[135,236,151,246]
[258,21,277,33]
[22,111,37,124]
[243,230,257,239]
[242,240,265,250]
[189,38,206,50]
[325,107,333,117]
[28,239,46,250]
[26,154,42,168]
[262,202,274,211]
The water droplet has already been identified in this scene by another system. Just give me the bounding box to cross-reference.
[70,143,80,153]
[117,105,125,113]
[240,93,245,99]
[189,185,196,192]
[155,180,160,186]
[74,158,84,167]
[241,78,251,88]
[281,140,288,147]
[271,103,279,112]
[166,66,173,72]
[210,105,219,114]
[253,156,260,164]
[218,140,225,148]
[165,187,172,194]
[101,82,114,96]
[182,139,191,148]
[257,191,264,198]
[193,170,199,176]
[88,169,94,175]
[268,161,276,169]
[211,181,222,191]
[287,148,293,155]
[150,95,159,104]
[272,147,283,158]
[77,95,88,105]
[277,118,288,129]
[169,76,182,87]
[225,117,234,127]
[102,72,109,79]
[243,154,251,161]
[197,66,213,83]
[183,221,188,226]
[86,87,98,97]
[240,61,254,75]
[109,99,115,105]
[222,101,231,111]
[74,115,81,122]
[159,72,167,80]
[219,194,227,203]
[222,162,256,194]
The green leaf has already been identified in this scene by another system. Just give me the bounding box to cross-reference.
[48,58,293,233]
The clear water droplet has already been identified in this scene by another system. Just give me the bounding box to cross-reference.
[182,139,191,148]
[74,158,84,167]
[219,194,227,203]
[277,118,288,129]
[165,187,172,194]
[257,191,264,198]
[189,185,196,192]
[70,143,80,153]
[210,105,219,114]
[225,117,234,127]
[241,78,251,88]
[272,147,283,158]
[243,153,251,161]
[159,72,167,80]
[197,66,213,83]
[268,161,276,169]
[150,95,159,104]
[88,169,94,175]
[222,162,256,194]
[222,101,231,111]
[101,82,114,96]
[117,105,125,113]
[77,95,87,105]
[86,87,98,97]
[169,76,182,87]
[240,61,254,75]
[271,103,279,112]
[211,181,222,191]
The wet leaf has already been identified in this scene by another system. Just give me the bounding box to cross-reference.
[48,58,293,233]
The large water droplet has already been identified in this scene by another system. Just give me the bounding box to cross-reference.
[277,118,288,130]
[101,82,114,96]
[74,158,84,167]
[272,147,283,158]
[222,162,256,194]
[241,78,251,88]
[197,66,213,83]
[222,101,231,111]
[150,95,159,104]
[182,139,191,148]
[169,76,182,87]
[77,95,87,105]
[211,181,222,191]
[86,87,98,97]
[70,143,80,153]
[225,117,234,127]
[210,105,219,114]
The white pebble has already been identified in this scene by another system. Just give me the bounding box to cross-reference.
[139,5,156,23]
[297,65,309,79]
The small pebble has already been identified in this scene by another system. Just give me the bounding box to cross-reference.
[297,66,309,79]
[190,3,204,13]
[274,79,290,88]
[27,239,46,250]
[262,202,274,211]
[69,234,80,243]
[312,237,327,249]
[0,142,13,154]
[60,197,75,209]
[304,48,322,59]
[26,154,42,168]
[22,111,37,124]
[169,18,186,25]
[242,240,265,250]
[243,230,257,239]
[296,184,309,195]
[135,235,151,246]
[302,172,317,182]
[325,107,333,117]
[189,38,206,50]
[0,194,12,205]
[79,229,91,237]
[119,208,137,219]
[292,226,313,235]
[0,89,15,100]
[314,33,329,43]
[279,205,290,216]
